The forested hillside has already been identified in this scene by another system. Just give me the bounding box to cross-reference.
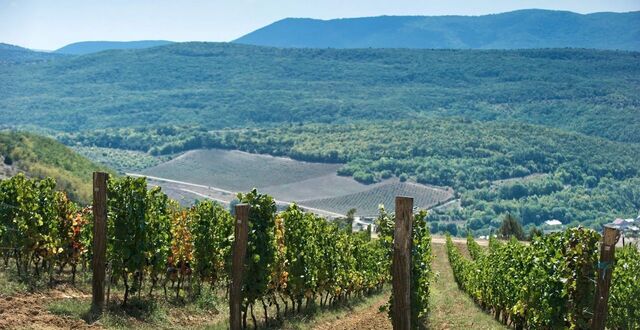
[0,131,110,203]
[235,10,640,50]
[1,43,639,143]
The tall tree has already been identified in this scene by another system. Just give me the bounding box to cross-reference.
[499,213,525,240]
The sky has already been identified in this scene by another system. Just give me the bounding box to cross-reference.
[1,0,639,50]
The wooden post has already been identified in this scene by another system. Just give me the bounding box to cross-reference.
[230,204,250,330]
[591,226,620,330]
[392,196,413,330]
[91,172,108,313]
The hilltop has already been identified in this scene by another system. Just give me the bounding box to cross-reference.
[0,131,111,203]
[235,9,640,50]
[0,43,64,64]
[54,40,174,55]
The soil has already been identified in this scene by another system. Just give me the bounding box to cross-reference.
[312,296,392,330]
[0,286,98,330]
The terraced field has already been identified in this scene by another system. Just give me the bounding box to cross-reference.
[139,149,454,216]
[301,181,454,216]
[143,149,342,191]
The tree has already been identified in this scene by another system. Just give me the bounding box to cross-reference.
[499,213,525,240]
[528,227,544,240]
[445,223,458,236]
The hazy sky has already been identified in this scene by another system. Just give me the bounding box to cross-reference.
[1,0,639,50]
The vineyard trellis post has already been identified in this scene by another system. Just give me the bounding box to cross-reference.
[392,196,413,330]
[230,204,250,330]
[91,172,108,313]
[591,226,620,330]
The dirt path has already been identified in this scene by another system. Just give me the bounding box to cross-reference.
[0,287,98,329]
[427,242,506,329]
[311,296,391,330]
[431,236,488,246]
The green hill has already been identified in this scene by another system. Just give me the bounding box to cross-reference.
[235,10,640,50]
[54,40,174,55]
[1,43,638,143]
[0,43,64,64]
[0,131,111,203]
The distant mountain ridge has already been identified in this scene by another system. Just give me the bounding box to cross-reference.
[234,9,640,50]
[0,43,64,64]
[55,40,174,55]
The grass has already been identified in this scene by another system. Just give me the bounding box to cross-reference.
[0,131,112,203]
[285,292,388,329]
[43,287,389,329]
[231,289,390,330]
[46,289,228,329]
[427,242,506,329]
[0,268,28,296]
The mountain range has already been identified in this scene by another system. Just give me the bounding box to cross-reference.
[54,40,174,55]
[234,9,640,50]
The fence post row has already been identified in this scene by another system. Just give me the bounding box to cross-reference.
[591,226,620,330]
[392,196,413,330]
[91,172,108,313]
[230,204,250,330]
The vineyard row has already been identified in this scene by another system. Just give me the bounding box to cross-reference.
[446,232,639,329]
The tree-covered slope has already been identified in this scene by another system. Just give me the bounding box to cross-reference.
[0,131,111,203]
[235,10,640,50]
[1,43,639,143]
[54,40,174,55]
[0,43,64,64]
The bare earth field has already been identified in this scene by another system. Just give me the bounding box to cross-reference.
[139,149,454,217]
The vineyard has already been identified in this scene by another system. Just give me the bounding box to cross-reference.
[446,232,640,329]
[300,181,453,216]
[0,173,432,328]
[0,172,638,329]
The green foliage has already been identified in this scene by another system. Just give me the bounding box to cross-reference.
[498,213,525,240]
[237,189,277,305]
[608,244,640,330]
[0,131,111,203]
[2,44,639,144]
[281,204,321,301]
[144,187,172,288]
[72,146,164,172]
[410,211,433,325]
[107,176,148,304]
[0,174,89,280]
[466,234,483,261]
[190,200,233,287]
[447,228,606,328]
[377,207,433,326]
